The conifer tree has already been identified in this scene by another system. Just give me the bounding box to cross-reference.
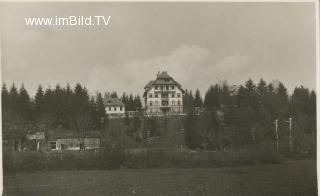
[34,85,44,116]
[18,84,31,121]
[193,89,203,107]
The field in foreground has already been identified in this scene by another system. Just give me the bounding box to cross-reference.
[3,159,317,196]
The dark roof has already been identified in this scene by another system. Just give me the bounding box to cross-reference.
[103,98,125,106]
[144,80,155,89]
[157,71,172,79]
[143,71,184,97]
[48,129,101,140]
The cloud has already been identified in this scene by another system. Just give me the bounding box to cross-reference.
[87,44,251,96]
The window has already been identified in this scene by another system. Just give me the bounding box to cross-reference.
[166,86,169,90]
[149,101,153,106]
[120,106,123,111]
[155,86,158,90]
[162,101,169,106]
[108,107,111,111]
[114,107,116,111]
[171,86,174,90]
[155,94,158,98]
[50,141,56,150]
[177,93,181,98]
[162,93,168,98]
[172,94,175,98]
[149,94,153,98]
[171,100,175,105]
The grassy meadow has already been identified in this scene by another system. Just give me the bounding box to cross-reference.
[3,159,317,196]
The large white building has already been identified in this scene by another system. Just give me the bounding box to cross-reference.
[143,71,184,115]
[103,98,125,118]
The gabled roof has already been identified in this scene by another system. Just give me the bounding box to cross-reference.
[143,71,185,97]
[144,80,155,89]
[103,98,125,106]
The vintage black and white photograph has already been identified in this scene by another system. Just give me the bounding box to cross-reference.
[0,1,318,195]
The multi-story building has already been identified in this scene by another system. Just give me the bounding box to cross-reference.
[143,71,184,115]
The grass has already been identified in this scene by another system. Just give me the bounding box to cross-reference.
[3,159,317,196]
[3,148,283,172]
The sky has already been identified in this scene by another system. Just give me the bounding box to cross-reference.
[0,2,316,97]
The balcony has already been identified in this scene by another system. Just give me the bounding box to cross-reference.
[160,105,170,108]
[154,89,175,93]
[160,97,169,101]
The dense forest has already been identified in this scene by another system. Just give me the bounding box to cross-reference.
[183,79,316,151]
[1,78,316,152]
[1,83,142,138]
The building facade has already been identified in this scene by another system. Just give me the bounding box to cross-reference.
[104,98,126,118]
[143,71,184,115]
[47,130,100,151]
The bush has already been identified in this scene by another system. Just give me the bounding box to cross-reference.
[3,147,284,174]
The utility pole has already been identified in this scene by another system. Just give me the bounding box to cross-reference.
[274,119,279,153]
[289,117,292,152]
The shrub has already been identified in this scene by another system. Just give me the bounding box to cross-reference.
[3,147,284,174]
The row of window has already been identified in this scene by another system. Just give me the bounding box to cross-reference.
[149,93,181,98]
[149,100,181,106]
[107,106,123,111]
[154,85,175,90]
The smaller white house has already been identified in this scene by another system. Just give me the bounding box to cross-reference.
[104,98,126,118]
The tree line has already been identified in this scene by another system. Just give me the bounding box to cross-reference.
[1,83,142,138]
[184,79,316,152]
[1,79,316,153]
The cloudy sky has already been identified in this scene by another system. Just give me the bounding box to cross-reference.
[0,2,316,97]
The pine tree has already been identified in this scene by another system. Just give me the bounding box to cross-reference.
[18,84,31,121]
[275,82,289,121]
[34,85,44,116]
[245,79,259,112]
[129,94,134,111]
[111,91,118,98]
[134,95,142,110]
[257,78,267,98]
[193,89,203,107]
[183,90,194,113]
[96,92,106,117]
[8,83,19,112]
